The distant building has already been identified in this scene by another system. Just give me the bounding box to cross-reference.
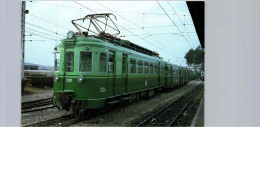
[24,63,38,70]
[187,64,202,73]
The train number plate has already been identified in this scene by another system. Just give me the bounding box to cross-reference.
[100,87,106,93]
[66,79,72,82]
[145,80,148,86]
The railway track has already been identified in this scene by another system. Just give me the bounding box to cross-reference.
[22,98,54,113]
[22,113,84,127]
[137,84,203,127]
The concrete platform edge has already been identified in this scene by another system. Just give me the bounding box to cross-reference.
[191,96,204,127]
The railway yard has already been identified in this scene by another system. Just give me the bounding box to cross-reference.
[21,80,204,127]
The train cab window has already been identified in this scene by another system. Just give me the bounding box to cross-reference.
[130,59,136,73]
[144,61,149,74]
[54,52,60,72]
[138,60,143,73]
[109,53,115,73]
[65,51,74,72]
[154,63,158,74]
[79,51,92,72]
[150,63,154,74]
[122,54,127,73]
[161,64,164,74]
[99,52,107,73]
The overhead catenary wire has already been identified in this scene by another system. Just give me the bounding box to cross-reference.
[120,32,183,37]
[74,1,97,14]
[94,1,181,60]
[56,2,59,35]
[156,1,193,49]
[25,30,58,41]
[75,1,178,59]
[25,40,56,42]
[32,1,190,17]
[27,13,72,31]
[124,24,194,30]
[95,1,179,59]
[25,27,62,39]
[26,22,66,37]
[167,1,194,48]
[27,1,195,65]
[74,1,179,60]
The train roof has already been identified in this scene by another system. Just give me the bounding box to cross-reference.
[57,33,187,69]
[96,34,161,58]
[58,35,164,62]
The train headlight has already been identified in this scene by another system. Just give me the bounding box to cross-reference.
[67,31,74,39]
[77,75,84,83]
[54,75,60,82]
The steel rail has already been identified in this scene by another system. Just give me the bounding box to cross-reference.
[22,106,55,113]
[22,114,74,127]
[22,98,53,110]
[138,85,202,127]
[137,95,181,127]
[22,98,52,105]
[167,88,202,127]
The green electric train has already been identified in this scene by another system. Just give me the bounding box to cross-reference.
[52,14,197,114]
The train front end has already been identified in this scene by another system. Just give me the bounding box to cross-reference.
[52,31,107,114]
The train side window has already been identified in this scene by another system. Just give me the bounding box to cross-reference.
[154,63,158,74]
[99,52,107,73]
[109,53,115,73]
[122,54,126,73]
[150,63,154,74]
[54,52,60,72]
[138,60,143,73]
[173,68,176,75]
[144,61,149,74]
[65,51,74,72]
[130,59,136,73]
[79,51,92,72]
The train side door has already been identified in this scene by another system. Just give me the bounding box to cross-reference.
[170,65,173,88]
[158,62,161,86]
[121,54,128,93]
[160,63,164,86]
[179,67,182,85]
[108,51,116,96]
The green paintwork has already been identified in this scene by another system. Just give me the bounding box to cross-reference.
[53,36,194,110]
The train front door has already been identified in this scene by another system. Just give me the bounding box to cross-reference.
[63,50,74,91]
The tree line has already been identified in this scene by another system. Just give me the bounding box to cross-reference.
[184,46,204,72]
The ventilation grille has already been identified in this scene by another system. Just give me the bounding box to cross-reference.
[63,39,75,46]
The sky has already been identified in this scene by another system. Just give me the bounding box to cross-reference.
[24,1,201,67]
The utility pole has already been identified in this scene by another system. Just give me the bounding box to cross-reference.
[21,1,26,80]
